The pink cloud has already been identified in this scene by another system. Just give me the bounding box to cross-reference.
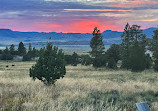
[39,23,62,28]
[108,0,158,8]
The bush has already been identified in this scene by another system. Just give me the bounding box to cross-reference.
[130,42,146,72]
[80,55,92,66]
[29,42,66,85]
[1,47,13,60]
[65,55,72,65]
[107,44,120,69]
[71,52,79,66]
[145,54,152,69]
[107,57,117,69]
[23,54,31,61]
[92,54,106,67]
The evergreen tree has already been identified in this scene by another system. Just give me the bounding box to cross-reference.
[80,54,92,66]
[9,44,16,55]
[152,30,158,71]
[39,48,45,57]
[65,55,72,65]
[129,25,146,72]
[71,52,79,66]
[93,53,107,67]
[1,46,13,60]
[0,49,2,59]
[29,42,66,85]
[28,43,32,56]
[90,27,105,67]
[23,54,31,61]
[145,54,152,69]
[120,23,133,69]
[23,43,33,61]
[0,49,2,54]
[18,42,26,56]
[130,41,146,72]
[107,44,120,69]
[32,47,38,58]
[107,57,116,69]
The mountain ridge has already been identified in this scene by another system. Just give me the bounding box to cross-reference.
[0,27,158,47]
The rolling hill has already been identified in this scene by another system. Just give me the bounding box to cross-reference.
[0,27,157,50]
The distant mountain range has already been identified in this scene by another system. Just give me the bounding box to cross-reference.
[0,27,158,49]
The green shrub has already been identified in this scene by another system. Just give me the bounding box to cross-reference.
[29,42,66,85]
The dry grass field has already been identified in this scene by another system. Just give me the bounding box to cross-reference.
[0,61,158,111]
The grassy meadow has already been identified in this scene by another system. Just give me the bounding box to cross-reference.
[0,61,158,111]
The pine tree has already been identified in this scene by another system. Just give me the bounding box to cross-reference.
[130,41,146,72]
[18,42,26,56]
[32,47,38,58]
[152,30,158,71]
[65,55,72,65]
[80,54,92,66]
[9,44,16,56]
[129,25,146,72]
[90,27,105,67]
[23,43,33,61]
[120,23,133,69]
[28,43,32,56]
[0,49,2,54]
[29,42,66,85]
[1,46,13,60]
[107,44,120,69]
[145,54,152,69]
[71,52,79,66]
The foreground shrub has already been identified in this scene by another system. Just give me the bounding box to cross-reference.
[29,42,66,85]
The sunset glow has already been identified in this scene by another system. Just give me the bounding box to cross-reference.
[0,0,158,33]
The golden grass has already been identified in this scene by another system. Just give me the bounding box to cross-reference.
[0,61,158,111]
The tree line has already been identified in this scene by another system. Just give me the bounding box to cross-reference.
[49,23,158,73]
[0,42,39,61]
[89,23,157,72]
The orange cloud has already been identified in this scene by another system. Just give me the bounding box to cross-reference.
[108,0,158,8]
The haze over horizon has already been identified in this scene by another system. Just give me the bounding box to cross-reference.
[1,0,158,33]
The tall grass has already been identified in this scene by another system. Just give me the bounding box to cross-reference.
[0,61,158,111]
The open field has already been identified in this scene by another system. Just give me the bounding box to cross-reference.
[0,61,158,111]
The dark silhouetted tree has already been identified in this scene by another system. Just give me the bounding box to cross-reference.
[27,43,33,56]
[65,55,72,65]
[29,42,66,85]
[80,54,92,66]
[90,27,105,67]
[1,46,13,60]
[71,52,79,66]
[107,44,120,69]
[145,53,152,69]
[32,47,38,58]
[0,49,2,54]
[120,23,133,69]
[93,53,107,67]
[130,42,146,72]
[23,54,31,61]
[152,30,158,71]
[9,44,16,56]
[18,42,26,56]
[129,25,146,72]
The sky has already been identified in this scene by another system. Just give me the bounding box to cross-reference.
[0,0,158,33]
